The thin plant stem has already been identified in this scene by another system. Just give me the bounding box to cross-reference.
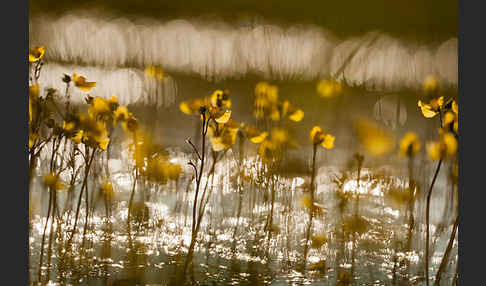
[434,214,459,286]
[425,158,443,286]
[303,143,318,270]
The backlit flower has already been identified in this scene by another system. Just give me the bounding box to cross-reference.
[29,46,45,63]
[316,79,342,98]
[399,132,421,157]
[423,75,439,93]
[43,173,65,190]
[310,126,335,149]
[72,73,96,92]
[418,96,444,118]
[354,119,395,156]
[426,132,457,161]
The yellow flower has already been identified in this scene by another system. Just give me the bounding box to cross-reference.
[250,131,268,144]
[72,73,96,92]
[72,130,84,144]
[426,132,457,160]
[288,109,304,122]
[354,119,395,156]
[121,115,138,133]
[299,195,323,216]
[452,100,458,115]
[299,195,313,210]
[215,110,232,124]
[322,134,335,149]
[254,82,279,119]
[255,82,278,103]
[114,105,130,122]
[144,66,167,81]
[98,136,110,150]
[101,179,114,197]
[179,101,192,114]
[317,79,342,98]
[29,46,46,63]
[399,132,421,157]
[167,164,182,181]
[179,98,211,115]
[270,127,289,145]
[62,121,76,132]
[270,108,280,121]
[107,96,119,111]
[310,126,335,149]
[244,125,268,143]
[423,75,439,93]
[310,126,323,143]
[258,139,278,163]
[208,118,239,151]
[442,100,459,134]
[43,173,65,190]
[88,97,110,117]
[210,90,231,109]
[72,113,111,149]
[418,96,444,118]
[443,112,455,125]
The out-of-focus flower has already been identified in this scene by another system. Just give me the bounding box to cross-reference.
[208,118,240,152]
[89,97,110,117]
[254,82,279,119]
[399,132,421,157]
[179,98,209,115]
[418,96,444,118]
[310,126,335,149]
[70,113,110,150]
[354,119,395,156]
[29,46,45,63]
[210,90,231,109]
[72,73,96,92]
[144,66,167,81]
[442,100,458,135]
[245,125,268,143]
[43,173,65,190]
[316,79,342,98]
[101,179,114,198]
[214,110,232,124]
[426,132,457,161]
[179,90,232,124]
[280,100,304,122]
[423,75,439,93]
[288,109,304,122]
[253,83,304,122]
[114,105,129,122]
[130,129,182,183]
[112,104,138,133]
[299,195,324,216]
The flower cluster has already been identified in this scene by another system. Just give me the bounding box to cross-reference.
[253,82,304,122]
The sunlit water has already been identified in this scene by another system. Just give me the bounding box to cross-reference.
[29,149,457,285]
